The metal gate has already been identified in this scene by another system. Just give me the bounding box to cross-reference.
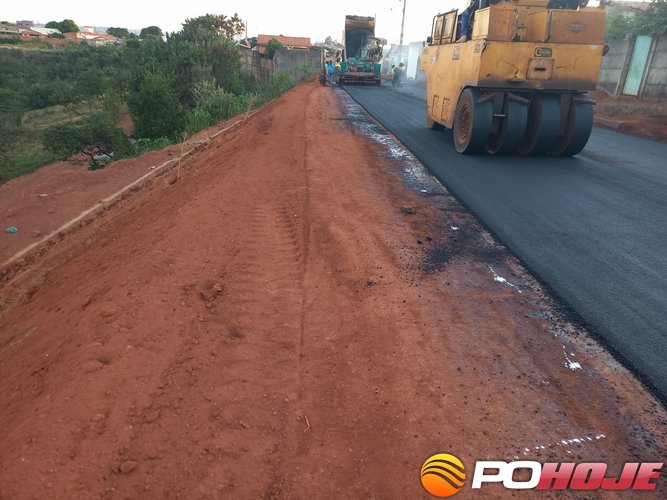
[623,36,652,96]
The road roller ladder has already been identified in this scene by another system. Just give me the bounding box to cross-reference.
[420,0,607,155]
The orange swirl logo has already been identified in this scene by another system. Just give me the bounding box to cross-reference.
[421,453,466,497]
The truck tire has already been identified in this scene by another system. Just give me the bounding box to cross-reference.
[453,88,493,154]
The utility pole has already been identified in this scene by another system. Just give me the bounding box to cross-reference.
[399,0,407,46]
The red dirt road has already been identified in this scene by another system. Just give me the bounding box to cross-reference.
[0,83,665,499]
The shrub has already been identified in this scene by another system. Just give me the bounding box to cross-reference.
[265,39,285,59]
[43,113,133,162]
[133,136,174,155]
[128,73,186,139]
[186,107,212,135]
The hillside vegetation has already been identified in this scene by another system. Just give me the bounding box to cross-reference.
[0,13,315,183]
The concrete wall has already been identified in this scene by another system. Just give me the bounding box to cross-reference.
[274,48,321,73]
[239,47,321,81]
[643,36,667,98]
[598,35,667,98]
[599,38,631,94]
[239,46,274,82]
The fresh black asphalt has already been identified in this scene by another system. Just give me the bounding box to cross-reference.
[344,84,667,402]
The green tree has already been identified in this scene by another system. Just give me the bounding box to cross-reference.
[634,0,667,36]
[45,19,79,33]
[128,73,185,139]
[210,39,253,93]
[107,27,131,38]
[606,1,667,38]
[26,83,56,109]
[265,38,284,59]
[179,13,245,42]
[140,26,163,39]
[60,19,79,33]
[605,10,633,39]
[75,68,107,105]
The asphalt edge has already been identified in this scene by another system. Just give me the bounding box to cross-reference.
[342,85,667,409]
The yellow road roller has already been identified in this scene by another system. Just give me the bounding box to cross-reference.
[420,0,607,155]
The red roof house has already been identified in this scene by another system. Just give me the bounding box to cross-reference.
[256,34,311,54]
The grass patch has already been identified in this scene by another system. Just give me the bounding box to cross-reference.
[0,41,53,51]
[0,130,61,184]
[133,137,175,156]
[22,99,105,129]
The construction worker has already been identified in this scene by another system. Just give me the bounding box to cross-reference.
[333,60,341,86]
[368,40,382,59]
[457,0,479,43]
[392,63,405,88]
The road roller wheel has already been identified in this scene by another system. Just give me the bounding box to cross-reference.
[487,99,528,155]
[518,94,560,155]
[426,113,444,130]
[453,88,493,154]
[550,96,594,156]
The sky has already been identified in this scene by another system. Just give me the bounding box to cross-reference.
[2,0,470,46]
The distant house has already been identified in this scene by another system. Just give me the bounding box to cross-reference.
[255,34,311,54]
[607,1,650,17]
[0,23,20,37]
[18,27,62,38]
[63,31,119,46]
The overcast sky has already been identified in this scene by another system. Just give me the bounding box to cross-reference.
[3,0,472,45]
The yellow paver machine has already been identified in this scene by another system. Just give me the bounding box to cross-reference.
[420,0,607,155]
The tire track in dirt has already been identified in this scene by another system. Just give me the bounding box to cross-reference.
[262,84,428,498]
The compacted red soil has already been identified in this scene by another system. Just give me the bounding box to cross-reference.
[0,82,665,499]
[592,90,667,143]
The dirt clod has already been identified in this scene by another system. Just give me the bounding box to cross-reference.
[119,461,138,474]
[81,360,104,373]
[199,282,223,302]
[228,326,244,339]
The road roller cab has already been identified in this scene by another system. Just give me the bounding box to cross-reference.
[420,0,607,155]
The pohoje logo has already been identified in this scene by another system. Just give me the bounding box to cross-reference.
[421,454,663,495]
[420,453,466,497]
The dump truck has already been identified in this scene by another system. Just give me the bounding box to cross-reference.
[340,15,386,85]
[420,0,607,155]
